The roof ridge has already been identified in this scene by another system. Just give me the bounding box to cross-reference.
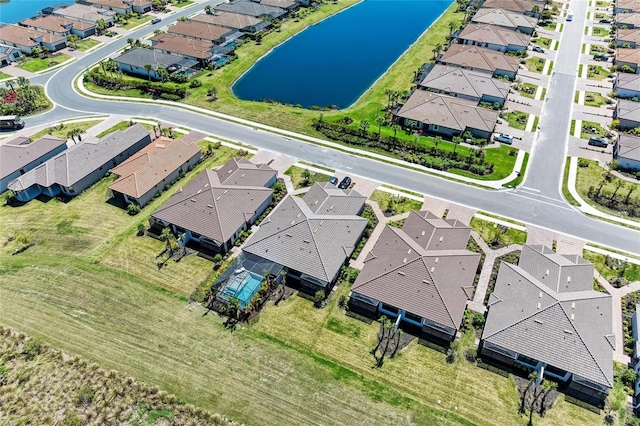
[420,256,457,328]
[483,299,559,339]
[305,217,331,281]
[355,255,423,288]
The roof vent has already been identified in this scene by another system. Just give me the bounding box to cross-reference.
[571,313,575,321]
[303,239,310,243]
[313,228,318,233]
[319,221,324,226]
[534,318,543,324]
[421,230,426,236]
[538,291,542,298]
[430,266,435,273]
[571,302,575,309]
[564,329,573,334]
[286,233,293,237]
[296,213,301,218]
[224,189,228,194]
[407,249,412,254]
[329,205,334,210]
[439,236,443,242]
[290,220,295,225]
[403,258,407,263]
[537,302,541,309]
[241,173,245,178]
[435,257,439,263]
[190,198,197,202]
[422,280,430,284]
[398,271,406,276]
[545,269,549,275]
[207,204,213,208]
[216,196,221,201]
[567,276,571,282]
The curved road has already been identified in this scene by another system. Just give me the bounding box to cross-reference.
[17,0,640,255]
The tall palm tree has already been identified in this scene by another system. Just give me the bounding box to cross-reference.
[161,227,173,256]
[434,136,442,154]
[452,136,462,155]
[143,64,154,81]
[611,179,625,200]
[449,21,459,39]
[392,123,401,141]
[432,43,443,60]
[520,371,539,414]
[156,67,169,82]
[625,185,635,204]
[374,114,385,138]
[359,119,370,136]
[538,380,557,417]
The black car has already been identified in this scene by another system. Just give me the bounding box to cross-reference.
[594,54,609,61]
[599,18,612,23]
[338,176,352,189]
[588,137,608,148]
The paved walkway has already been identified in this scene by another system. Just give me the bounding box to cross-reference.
[350,200,387,270]
[596,272,633,364]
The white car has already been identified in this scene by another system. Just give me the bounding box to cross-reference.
[567,11,574,21]
[494,134,513,144]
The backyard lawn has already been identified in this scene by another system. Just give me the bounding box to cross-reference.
[469,217,527,248]
[284,165,332,189]
[73,37,101,51]
[29,119,103,141]
[524,57,546,73]
[502,111,529,130]
[18,53,73,72]
[369,189,423,216]
[591,27,608,37]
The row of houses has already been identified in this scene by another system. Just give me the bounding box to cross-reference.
[394,0,542,140]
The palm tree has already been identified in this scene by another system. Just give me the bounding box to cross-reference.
[143,64,154,81]
[611,179,625,200]
[528,384,544,426]
[127,37,135,48]
[392,123,401,141]
[156,67,169,82]
[385,88,394,109]
[161,227,173,257]
[301,168,312,186]
[452,136,462,155]
[96,19,107,35]
[532,5,540,14]
[449,21,459,39]
[434,136,442,154]
[432,43,443,60]
[5,78,16,93]
[625,185,635,204]
[539,380,557,417]
[374,114,384,138]
[359,119,370,136]
[596,180,606,197]
[204,4,213,13]
[67,34,79,49]
[520,371,538,414]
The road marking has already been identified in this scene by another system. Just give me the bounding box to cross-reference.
[506,192,575,211]
[520,187,540,192]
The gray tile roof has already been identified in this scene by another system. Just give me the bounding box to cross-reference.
[419,64,510,100]
[191,12,268,31]
[471,8,538,30]
[617,99,640,123]
[615,72,640,93]
[617,133,640,161]
[352,211,479,329]
[114,47,180,69]
[396,91,499,132]
[8,124,150,191]
[216,157,277,186]
[458,23,531,49]
[151,158,275,245]
[51,4,117,23]
[302,182,367,215]
[482,245,614,389]
[438,44,520,74]
[482,0,538,14]
[242,182,368,284]
[215,0,286,19]
[0,135,66,180]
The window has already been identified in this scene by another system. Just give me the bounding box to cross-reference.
[432,125,439,130]
[381,303,399,314]
[405,311,422,323]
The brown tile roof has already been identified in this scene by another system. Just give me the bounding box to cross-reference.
[0,135,66,180]
[168,21,233,42]
[482,0,538,14]
[471,8,537,30]
[439,44,520,74]
[458,23,531,48]
[396,91,499,132]
[20,15,95,32]
[618,0,640,11]
[617,12,640,27]
[150,33,213,59]
[352,211,480,329]
[0,24,66,47]
[191,12,264,30]
[616,47,640,66]
[215,157,278,186]
[617,28,640,45]
[84,0,131,9]
[151,158,276,245]
[108,137,202,199]
[260,0,296,8]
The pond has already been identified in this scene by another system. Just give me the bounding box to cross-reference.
[0,0,75,24]
[232,0,452,109]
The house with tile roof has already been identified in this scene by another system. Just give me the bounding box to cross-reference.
[617,28,640,48]
[616,0,640,14]
[191,12,271,33]
[0,24,66,54]
[168,20,239,45]
[80,0,132,15]
[259,0,299,12]
[0,44,22,66]
[482,0,541,16]
[614,72,640,99]
[350,211,480,342]
[49,4,117,26]
[113,48,182,80]
[480,245,614,406]
[150,33,216,65]
[150,158,276,254]
[615,47,640,73]
[616,12,640,29]
[215,0,287,20]
[419,64,510,106]
[108,137,202,207]
[615,99,640,129]
[456,23,531,53]
[471,8,538,34]
[20,15,96,38]
[395,91,499,140]
[0,135,67,193]
[8,124,151,202]
[437,44,520,79]
[242,182,368,294]
[614,133,640,170]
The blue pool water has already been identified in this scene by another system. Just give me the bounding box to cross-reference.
[219,271,263,308]
[0,0,75,24]
[233,0,451,109]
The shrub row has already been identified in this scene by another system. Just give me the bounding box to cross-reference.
[86,71,187,99]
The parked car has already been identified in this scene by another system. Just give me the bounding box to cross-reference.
[588,137,608,147]
[151,18,161,24]
[593,54,609,61]
[494,133,513,144]
[338,176,352,189]
[567,11,573,21]
[532,46,544,53]
[328,176,338,185]
[0,115,25,130]
[599,19,612,24]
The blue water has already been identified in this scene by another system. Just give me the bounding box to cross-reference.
[233,0,451,109]
[220,271,263,307]
[0,0,75,24]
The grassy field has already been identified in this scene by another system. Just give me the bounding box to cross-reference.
[524,57,546,73]
[18,53,72,72]
[74,37,101,51]
[592,27,608,37]
[96,120,155,138]
[120,15,153,29]
[172,0,195,7]
[470,217,527,247]
[29,119,103,141]
[284,165,332,189]
[583,251,640,283]
[503,111,529,130]
[369,189,423,215]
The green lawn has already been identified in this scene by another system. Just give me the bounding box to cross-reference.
[73,37,101,51]
[469,217,527,247]
[284,165,332,189]
[96,120,155,138]
[29,119,103,141]
[369,189,423,216]
[503,111,529,130]
[119,15,153,29]
[524,57,546,73]
[534,37,553,49]
[589,44,607,55]
[502,153,529,188]
[0,72,11,80]
[580,121,606,139]
[592,27,608,37]
[583,251,640,283]
[18,54,73,72]
[514,82,538,99]
[583,91,607,107]
[587,65,611,81]
[562,157,580,206]
[172,0,195,6]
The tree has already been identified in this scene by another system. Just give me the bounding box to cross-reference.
[143,64,154,81]
[127,37,135,48]
[520,371,538,414]
[359,119,370,136]
[625,185,635,204]
[385,88,394,109]
[161,227,173,257]
[301,168,312,187]
[207,86,218,100]
[156,67,169,82]
[67,34,79,49]
[432,43,443,60]
[204,4,213,13]
[611,179,625,200]
[528,383,544,426]
[313,290,325,308]
[66,128,80,143]
[532,5,540,14]
[96,19,108,35]
[137,223,146,236]
[449,21,459,38]
[392,123,401,141]
[434,136,442,154]
[372,316,401,367]
[538,380,557,417]
[452,136,462,155]
[374,114,384,138]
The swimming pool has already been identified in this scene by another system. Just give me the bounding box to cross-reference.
[218,270,264,308]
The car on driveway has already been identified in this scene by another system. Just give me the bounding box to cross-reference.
[588,137,609,147]
[532,46,544,53]
[599,18,612,24]
[151,18,161,24]
[338,176,352,189]
[494,133,513,144]
[593,54,609,61]
[328,176,338,185]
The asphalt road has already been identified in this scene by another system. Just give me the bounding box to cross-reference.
[14,2,640,255]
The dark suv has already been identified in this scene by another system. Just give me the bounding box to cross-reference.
[338,176,352,189]
[588,137,608,147]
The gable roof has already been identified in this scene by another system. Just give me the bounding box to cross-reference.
[8,124,150,191]
[150,33,214,59]
[482,245,613,389]
[114,47,181,68]
[396,91,499,132]
[615,72,640,92]
[0,135,66,180]
[242,182,368,284]
[617,133,640,161]
[617,99,640,123]
[151,158,276,245]
[458,23,531,48]
[215,0,286,19]
[471,8,538,30]
[108,137,201,199]
[0,24,66,47]
[616,47,640,66]
[482,0,539,14]
[438,44,520,74]
[617,12,640,27]
[618,0,640,10]
[168,20,234,42]
[20,15,95,33]
[618,28,640,45]
[419,64,510,100]
[352,211,479,329]
[191,12,268,31]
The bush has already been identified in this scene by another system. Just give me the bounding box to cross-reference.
[472,313,485,330]
[338,295,348,309]
[137,223,146,236]
[22,338,42,360]
[189,79,202,88]
[75,384,95,406]
[127,202,141,215]
[313,290,325,308]
[160,93,181,101]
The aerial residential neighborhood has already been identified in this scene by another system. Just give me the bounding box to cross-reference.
[1,0,640,424]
